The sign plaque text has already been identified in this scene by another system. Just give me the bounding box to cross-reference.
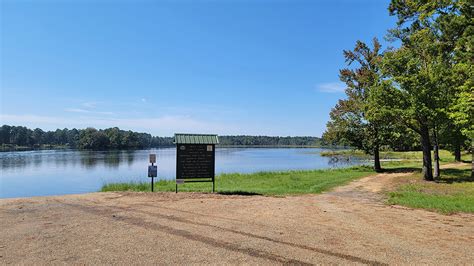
[177,144,215,180]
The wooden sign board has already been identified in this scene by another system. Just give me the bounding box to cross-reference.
[176,144,215,180]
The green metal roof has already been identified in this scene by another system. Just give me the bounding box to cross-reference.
[174,133,219,144]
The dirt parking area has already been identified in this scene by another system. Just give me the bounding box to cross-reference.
[1,172,473,265]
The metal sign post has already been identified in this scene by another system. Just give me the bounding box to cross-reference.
[148,154,157,192]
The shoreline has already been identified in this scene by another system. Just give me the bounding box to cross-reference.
[0,145,349,153]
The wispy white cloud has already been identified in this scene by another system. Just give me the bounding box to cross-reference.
[316,82,346,93]
[0,114,66,125]
[65,108,90,113]
[65,101,114,115]
[64,108,114,115]
[0,113,323,136]
[0,113,240,136]
[81,102,99,108]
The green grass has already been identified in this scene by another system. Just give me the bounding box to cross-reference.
[320,149,470,163]
[102,150,473,214]
[387,167,474,214]
[0,144,70,152]
[380,160,423,170]
[101,166,374,196]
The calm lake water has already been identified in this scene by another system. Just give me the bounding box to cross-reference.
[0,148,366,198]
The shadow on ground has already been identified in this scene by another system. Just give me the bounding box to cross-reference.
[217,191,262,196]
[382,167,420,174]
[437,168,473,184]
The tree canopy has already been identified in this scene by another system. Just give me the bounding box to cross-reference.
[324,0,473,179]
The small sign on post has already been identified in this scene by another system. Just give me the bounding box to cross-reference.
[148,154,157,192]
[149,154,156,164]
[148,165,157,177]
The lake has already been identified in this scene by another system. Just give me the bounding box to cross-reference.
[0,148,366,198]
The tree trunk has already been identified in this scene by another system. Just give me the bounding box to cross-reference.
[420,125,433,181]
[434,143,440,179]
[433,128,440,179]
[471,138,473,178]
[374,146,382,172]
[373,126,382,173]
[454,142,461,162]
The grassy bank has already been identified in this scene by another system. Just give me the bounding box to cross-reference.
[387,166,473,214]
[102,166,374,196]
[0,144,70,152]
[102,150,473,214]
[320,149,470,163]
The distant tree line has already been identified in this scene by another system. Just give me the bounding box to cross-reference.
[0,125,324,150]
[0,125,173,150]
[218,135,322,146]
[323,0,472,179]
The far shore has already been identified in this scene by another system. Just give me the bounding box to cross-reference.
[0,144,349,152]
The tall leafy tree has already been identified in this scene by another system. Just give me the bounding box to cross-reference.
[9,126,31,146]
[323,38,389,172]
[0,125,12,144]
[382,28,444,181]
[442,0,473,175]
[385,0,472,179]
[32,128,45,145]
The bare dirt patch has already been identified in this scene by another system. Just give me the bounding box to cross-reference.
[1,170,473,265]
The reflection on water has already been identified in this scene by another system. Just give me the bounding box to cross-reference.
[1,150,137,170]
[0,148,366,198]
[79,151,137,169]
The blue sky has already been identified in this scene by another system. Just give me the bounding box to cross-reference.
[1,0,396,137]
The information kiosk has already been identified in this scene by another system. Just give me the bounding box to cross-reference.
[174,133,219,193]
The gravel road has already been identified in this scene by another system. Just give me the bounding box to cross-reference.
[1,171,473,265]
